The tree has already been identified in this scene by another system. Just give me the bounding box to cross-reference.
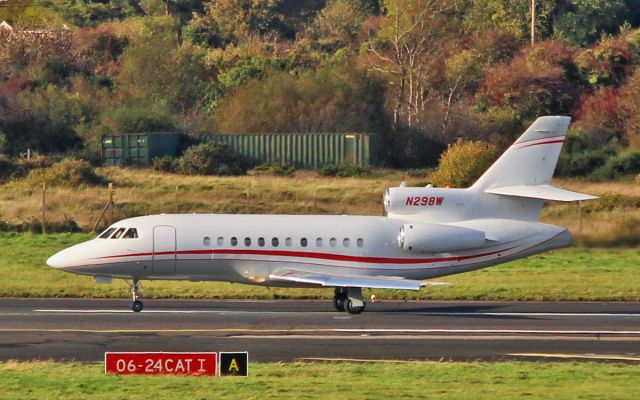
[553,0,628,46]
[479,40,580,129]
[460,0,556,41]
[213,67,387,134]
[363,0,453,130]
[431,138,498,187]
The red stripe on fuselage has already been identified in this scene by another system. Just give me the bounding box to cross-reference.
[92,247,514,265]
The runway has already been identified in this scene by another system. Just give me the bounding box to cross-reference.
[1,298,639,362]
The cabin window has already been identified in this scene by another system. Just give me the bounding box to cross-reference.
[123,228,138,239]
[98,228,116,239]
[111,228,126,239]
[300,238,308,247]
[231,237,238,246]
[217,237,224,246]
[357,238,364,248]
[272,237,279,247]
[329,238,337,247]
[244,237,251,246]
[343,238,351,248]
[258,237,265,247]
[285,237,292,247]
[203,236,211,246]
[316,238,323,247]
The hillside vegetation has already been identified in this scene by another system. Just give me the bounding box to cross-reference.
[2,0,640,174]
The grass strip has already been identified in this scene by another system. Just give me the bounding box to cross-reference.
[0,232,639,301]
[0,360,638,400]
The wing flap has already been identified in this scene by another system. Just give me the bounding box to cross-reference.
[485,185,598,202]
[269,269,425,291]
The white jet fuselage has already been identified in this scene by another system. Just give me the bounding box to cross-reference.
[47,212,570,285]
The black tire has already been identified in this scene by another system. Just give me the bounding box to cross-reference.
[132,300,144,312]
[345,299,365,315]
[333,296,346,312]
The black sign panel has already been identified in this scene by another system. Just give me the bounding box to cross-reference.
[219,352,248,377]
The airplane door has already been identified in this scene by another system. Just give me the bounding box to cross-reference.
[152,225,176,274]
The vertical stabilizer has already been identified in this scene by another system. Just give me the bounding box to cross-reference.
[472,116,571,191]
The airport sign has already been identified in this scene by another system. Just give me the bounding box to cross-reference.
[105,352,217,376]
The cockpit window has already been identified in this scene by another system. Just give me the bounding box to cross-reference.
[98,228,116,239]
[111,228,126,239]
[123,228,138,239]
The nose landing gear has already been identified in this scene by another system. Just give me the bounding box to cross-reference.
[131,279,143,312]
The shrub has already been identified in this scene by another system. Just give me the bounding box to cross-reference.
[24,158,104,187]
[556,149,613,177]
[591,152,640,180]
[431,139,498,188]
[152,156,178,173]
[15,155,58,170]
[177,143,248,176]
[318,164,370,177]
[0,157,25,183]
[252,163,297,176]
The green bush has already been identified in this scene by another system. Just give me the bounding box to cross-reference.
[152,156,179,173]
[0,157,25,183]
[556,149,614,177]
[177,143,248,176]
[318,164,371,177]
[431,139,498,188]
[591,152,640,180]
[0,216,82,233]
[24,158,104,187]
[252,163,296,176]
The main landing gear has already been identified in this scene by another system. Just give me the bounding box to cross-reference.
[131,279,143,312]
[333,287,366,315]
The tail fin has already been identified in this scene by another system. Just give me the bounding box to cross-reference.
[471,116,596,216]
[472,116,571,191]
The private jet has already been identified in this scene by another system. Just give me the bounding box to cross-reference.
[47,116,596,313]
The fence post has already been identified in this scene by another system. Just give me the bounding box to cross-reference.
[108,182,114,225]
[175,185,179,213]
[41,182,46,235]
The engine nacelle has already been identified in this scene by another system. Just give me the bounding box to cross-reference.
[397,223,486,253]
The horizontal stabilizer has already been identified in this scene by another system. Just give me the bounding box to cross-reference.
[269,269,423,290]
[485,185,598,202]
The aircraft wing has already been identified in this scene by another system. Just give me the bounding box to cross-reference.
[269,269,449,291]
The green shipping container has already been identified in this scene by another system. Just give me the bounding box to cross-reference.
[101,132,180,166]
[205,133,377,168]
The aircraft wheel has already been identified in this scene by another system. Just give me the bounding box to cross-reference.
[333,295,346,312]
[345,299,365,315]
[132,300,144,313]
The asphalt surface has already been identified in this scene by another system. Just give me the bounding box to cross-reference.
[1,298,639,363]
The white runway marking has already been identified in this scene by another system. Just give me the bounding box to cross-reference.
[33,309,290,315]
[509,353,640,361]
[406,312,640,317]
[31,309,640,318]
[334,329,640,335]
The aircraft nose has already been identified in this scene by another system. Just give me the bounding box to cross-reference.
[47,249,70,269]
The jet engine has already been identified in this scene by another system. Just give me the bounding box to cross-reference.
[397,223,486,253]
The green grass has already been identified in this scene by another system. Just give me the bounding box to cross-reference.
[1,232,639,301]
[0,361,638,400]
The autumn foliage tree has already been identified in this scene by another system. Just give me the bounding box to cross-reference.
[431,139,498,188]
